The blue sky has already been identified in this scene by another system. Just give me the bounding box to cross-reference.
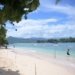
[6,0,75,38]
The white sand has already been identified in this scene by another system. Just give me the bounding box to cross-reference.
[0,48,75,75]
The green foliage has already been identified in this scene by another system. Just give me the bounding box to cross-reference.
[0,0,40,24]
[0,25,8,46]
[37,37,75,43]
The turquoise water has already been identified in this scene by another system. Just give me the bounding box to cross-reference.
[9,43,75,58]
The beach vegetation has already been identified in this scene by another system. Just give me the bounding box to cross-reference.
[0,0,60,25]
[0,25,8,48]
[37,37,75,43]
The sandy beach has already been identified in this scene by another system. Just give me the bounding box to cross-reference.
[0,48,75,75]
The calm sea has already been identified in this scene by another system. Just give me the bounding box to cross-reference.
[9,43,75,59]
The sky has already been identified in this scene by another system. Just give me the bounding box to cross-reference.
[6,0,75,38]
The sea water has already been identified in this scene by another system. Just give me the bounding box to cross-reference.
[9,43,75,59]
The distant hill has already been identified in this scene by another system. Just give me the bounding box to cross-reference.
[7,36,46,44]
[7,36,75,44]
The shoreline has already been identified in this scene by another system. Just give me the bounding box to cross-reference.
[11,47,75,66]
[0,48,75,75]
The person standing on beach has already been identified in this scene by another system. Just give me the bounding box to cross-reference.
[66,49,70,61]
[67,49,70,56]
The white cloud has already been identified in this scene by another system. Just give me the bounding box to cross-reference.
[41,4,75,16]
[39,0,75,19]
[6,0,75,38]
[7,18,58,38]
[7,19,75,38]
[15,19,57,26]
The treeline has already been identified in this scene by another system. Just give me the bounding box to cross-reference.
[37,37,75,43]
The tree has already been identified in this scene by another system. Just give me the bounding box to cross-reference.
[0,25,8,47]
[0,0,40,25]
[0,0,40,47]
[0,0,60,25]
